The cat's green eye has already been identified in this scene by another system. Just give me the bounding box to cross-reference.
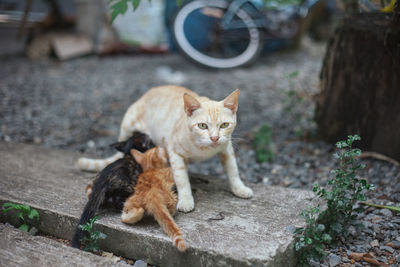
[198,123,208,130]
[220,122,229,129]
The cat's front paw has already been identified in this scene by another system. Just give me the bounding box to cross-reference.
[232,185,253,199]
[177,195,195,213]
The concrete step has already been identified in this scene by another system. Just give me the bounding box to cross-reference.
[0,142,315,267]
[0,223,131,267]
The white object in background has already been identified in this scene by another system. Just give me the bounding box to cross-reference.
[155,66,186,85]
[112,0,168,47]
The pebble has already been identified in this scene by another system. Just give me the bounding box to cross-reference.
[133,260,147,267]
[328,254,340,267]
[285,225,296,233]
[28,226,38,236]
[380,245,394,254]
[370,239,379,247]
[309,259,320,267]
[379,209,393,218]
[391,240,400,249]
[348,225,357,236]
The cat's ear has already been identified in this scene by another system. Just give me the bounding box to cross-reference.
[130,149,144,165]
[183,93,201,116]
[111,140,128,153]
[223,89,239,114]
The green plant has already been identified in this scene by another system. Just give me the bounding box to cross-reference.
[78,216,107,252]
[109,0,184,23]
[295,135,375,265]
[2,202,39,232]
[253,124,274,163]
[361,202,400,213]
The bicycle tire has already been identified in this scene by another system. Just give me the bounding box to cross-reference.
[172,0,263,69]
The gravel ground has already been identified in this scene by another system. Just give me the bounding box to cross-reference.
[1,36,399,267]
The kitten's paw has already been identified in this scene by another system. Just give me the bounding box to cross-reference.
[177,195,195,213]
[121,207,144,224]
[232,185,253,199]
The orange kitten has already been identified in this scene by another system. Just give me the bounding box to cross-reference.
[121,148,187,252]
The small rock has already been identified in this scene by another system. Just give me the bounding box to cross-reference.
[328,253,340,267]
[308,259,320,267]
[285,225,296,233]
[390,240,400,249]
[396,255,400,263]
[102,251,113,258]
[348,225,357,236]
[28,226,38,236]
[380,245,394,254]
[262,176,270,184]
[370,239,379,247]
[379,209,393,218]
[133,260,147,267]
[87,140,95,148]
[342,257,350,263]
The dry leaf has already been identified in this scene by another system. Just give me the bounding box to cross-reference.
[350,252,364,261]
[363,257,388,266]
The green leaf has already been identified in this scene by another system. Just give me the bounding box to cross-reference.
[110,0,128,23]
[176,0,184,5]
[131,0,141,10]
[28,209,39,220]
[321,233,332,243]
[2,202,17,209]
[316,224,325,232]
[19,224,29,232]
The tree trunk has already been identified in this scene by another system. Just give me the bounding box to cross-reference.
[315,13,400,160]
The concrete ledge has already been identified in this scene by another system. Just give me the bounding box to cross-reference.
[0,223,131,267]
[0,142,315,266]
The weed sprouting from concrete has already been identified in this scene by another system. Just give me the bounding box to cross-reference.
[2,202,40,232]
[78,216,107,253]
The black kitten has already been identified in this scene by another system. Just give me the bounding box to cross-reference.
[72,132,154,248]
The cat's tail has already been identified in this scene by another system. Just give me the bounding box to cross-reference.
[77,152,124,172]
[147,200,187,252]
[71,183,107,248]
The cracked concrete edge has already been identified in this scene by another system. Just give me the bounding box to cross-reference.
[0,198,286,267]
[0,223,131,267]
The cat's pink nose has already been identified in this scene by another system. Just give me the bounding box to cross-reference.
[210,136,219,142]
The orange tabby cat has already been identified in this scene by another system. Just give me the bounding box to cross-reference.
[122,148,187,252]
[78,86,253,212]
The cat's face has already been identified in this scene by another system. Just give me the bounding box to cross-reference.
[184,90,238,149]
[131,147,169,171]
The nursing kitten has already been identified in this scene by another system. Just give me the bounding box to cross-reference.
[72,132,155,248]
[122,148,187,252]
[78,86,253,212]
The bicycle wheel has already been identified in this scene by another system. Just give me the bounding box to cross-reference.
[172,0,262,69]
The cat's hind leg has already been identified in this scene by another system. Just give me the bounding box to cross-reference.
[121,207,144,224]
[146,193,187,252]
[121,195,145,224]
